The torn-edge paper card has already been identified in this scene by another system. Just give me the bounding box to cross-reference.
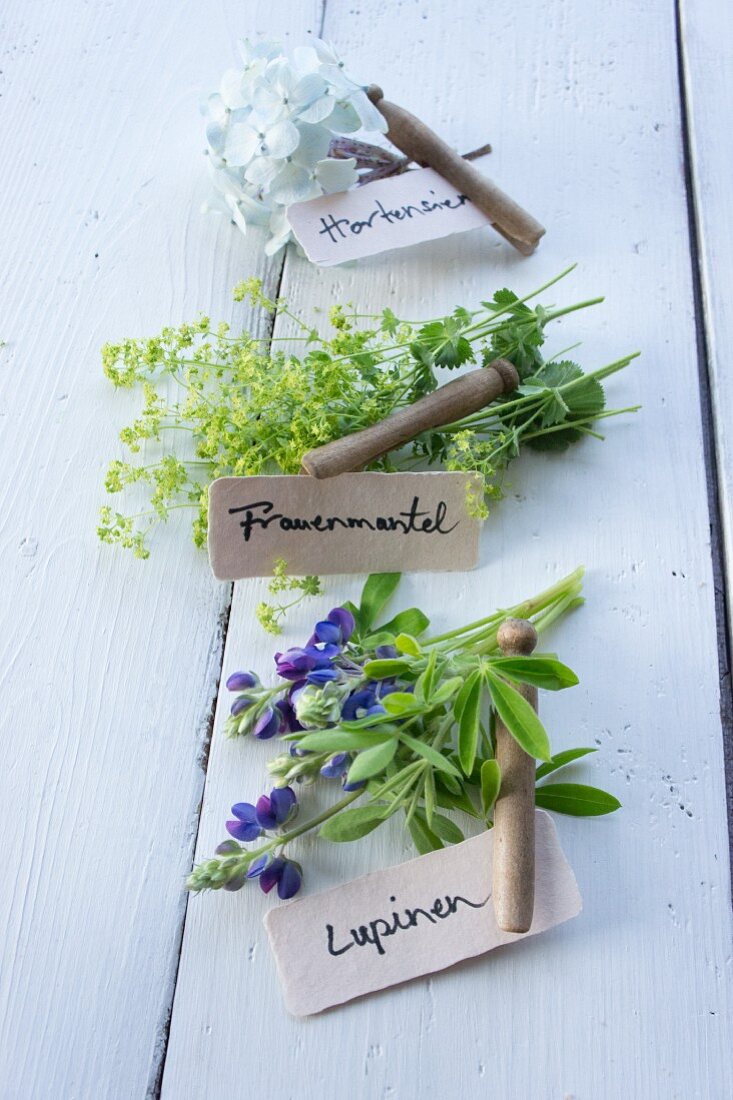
[264,810,582,1016]
[287,164,492,265]
[207,471,483,580]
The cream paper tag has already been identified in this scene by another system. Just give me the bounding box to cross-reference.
[264,811,581,1016]
[207,472,482,580]
[287,165,491,265]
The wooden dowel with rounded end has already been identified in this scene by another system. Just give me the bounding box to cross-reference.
[301,359,518,479]
[366,85,545,256]
[493,618,538,933]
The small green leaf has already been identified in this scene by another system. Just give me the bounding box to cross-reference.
[458,674,483,775]
[536,747,597,780]
[363,658,413,680]
[423,768,436,829]
[395,632,422,656]
[319,804,390,842]
[359,573,401,633]
[490,656,579,691]
[430,676,463,707]
[480,759,501,817]
[295,729,390,752]
[435,784,480,818]
[454,669,482,725]
[534,782,620,816]
[430,814,465,844]
[485,669,552,762]
[375,607,430,638]
[408,811,444,854]
[415,649,438,702]
[346,739,398,783]
[399,732,463,778]
[382,692,421,715]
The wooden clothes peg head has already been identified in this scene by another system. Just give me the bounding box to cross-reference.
[366,85,545,255]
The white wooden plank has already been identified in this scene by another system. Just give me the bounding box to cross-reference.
[0,2,320,1096]
[164,1,733,1097]
[679,3,733,649]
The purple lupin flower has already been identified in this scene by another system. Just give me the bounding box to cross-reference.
[230,694,255,716]
[320,752,350,779]
[275,647,317,680]
[254,787,297,829]
[341,687,377,720]
[255,856,302,899]
[226,670,259,691]
[326,607,356,643]
[306,666,341,685]
[226,803,263,842]
[375,644,398,659]
[252,707,282,739]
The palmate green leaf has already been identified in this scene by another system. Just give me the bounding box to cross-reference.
[399,732,463,778]
[411,317,475,369]
[480,759,501,817]
[535,747,597,780]
[346,739,398,784]
[430,814,465,845]
[535,782,621,816]
[458,673,483,775]
[408,810,444,854]
[372,607,430,638]
[359,573,401,633]
[490,656,579,691]
[319,803,391,842]
[485,670,552,762]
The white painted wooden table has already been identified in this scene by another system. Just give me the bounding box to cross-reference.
[2,1,732,1097]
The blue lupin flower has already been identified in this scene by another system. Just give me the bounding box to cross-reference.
[255,786,297,829]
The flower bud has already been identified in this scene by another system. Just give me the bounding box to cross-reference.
[294,680,350,729]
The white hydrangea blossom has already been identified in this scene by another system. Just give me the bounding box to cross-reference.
[203,38,388,254]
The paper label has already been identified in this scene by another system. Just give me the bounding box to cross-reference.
[207,472,482,580]
[287,165,492,265]
[264,811,582,1016]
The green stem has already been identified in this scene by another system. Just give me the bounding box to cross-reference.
[275,788,364,845]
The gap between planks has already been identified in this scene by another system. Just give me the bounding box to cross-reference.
[674,0,733,881]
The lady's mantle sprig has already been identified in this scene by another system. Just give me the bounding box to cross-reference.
[99,267,639,574]
[203,37,389,253]
[188,569,621,901]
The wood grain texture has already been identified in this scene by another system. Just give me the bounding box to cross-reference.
[162,2,733,1099]
[0,1,320,1096]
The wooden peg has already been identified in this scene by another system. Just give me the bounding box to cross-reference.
[493,618,538,933]
[300,359,518,479]
[366,85,545,256]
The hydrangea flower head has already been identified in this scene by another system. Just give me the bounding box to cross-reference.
[202,37,387,253]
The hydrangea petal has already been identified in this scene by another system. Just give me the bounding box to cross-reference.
[292,122,332,168]
[269,162,317,205]
[224,122,260,167]
[263,119,300,159]
[323,100,361,134]
[315,157,357,194]
[350,89,389,133]
[220,68,246,109]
